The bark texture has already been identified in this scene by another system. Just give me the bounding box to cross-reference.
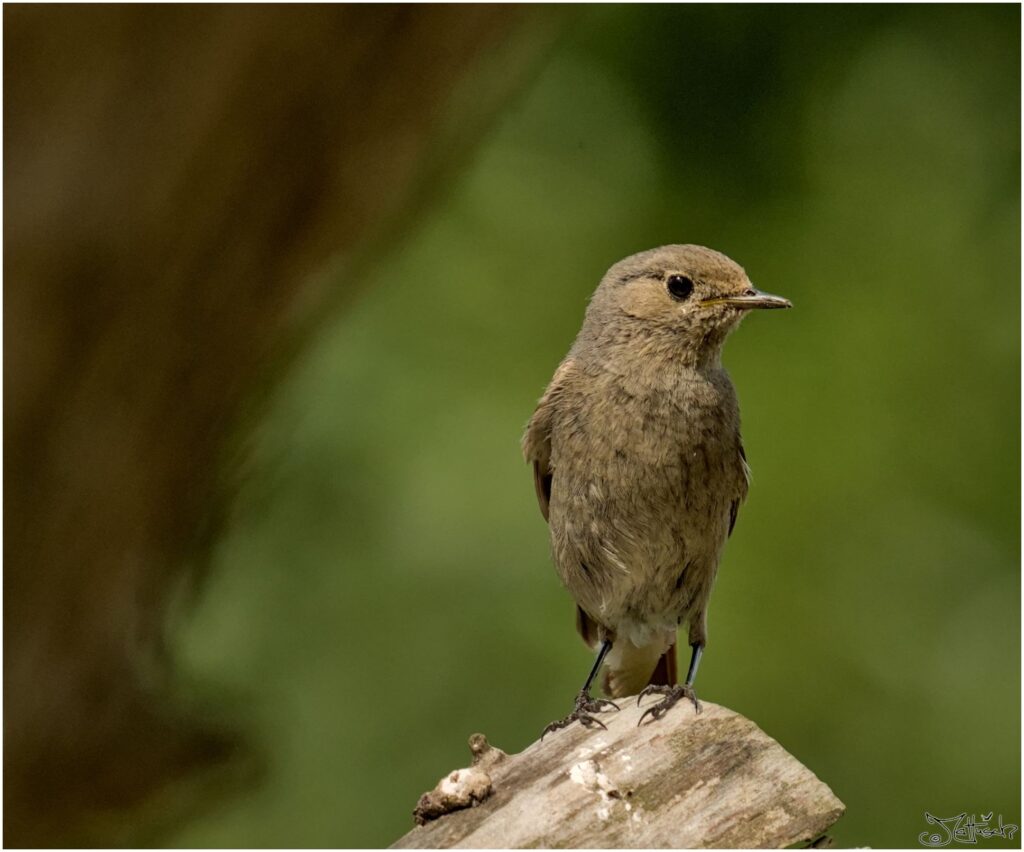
[394,699,845,849]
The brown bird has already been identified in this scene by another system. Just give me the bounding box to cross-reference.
[523,245,790,734]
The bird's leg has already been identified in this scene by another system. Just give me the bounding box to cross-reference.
[541,639,620,738]
[637,642,703,725]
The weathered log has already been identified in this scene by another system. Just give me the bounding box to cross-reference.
[394,699,844,849]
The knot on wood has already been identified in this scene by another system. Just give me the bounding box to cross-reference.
[469,733,508,769]
[412,767,493,826]
[412,734,508,826]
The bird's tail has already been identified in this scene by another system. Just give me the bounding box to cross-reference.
[648,641,678,688]
[602,638,677,699]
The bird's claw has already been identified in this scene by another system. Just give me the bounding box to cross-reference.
[541,690,619,739]
[636,684,701,726]
[630,684,679,700]
[541,711,607,739]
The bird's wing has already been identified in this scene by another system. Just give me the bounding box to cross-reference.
[728,440,752,537]
[575,605,598,647]
[524,360,597,649]
[521,358,576,522]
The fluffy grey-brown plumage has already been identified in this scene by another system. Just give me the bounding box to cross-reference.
[523,245,789,731]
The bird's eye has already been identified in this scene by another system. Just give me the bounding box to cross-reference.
[666,275,694,301]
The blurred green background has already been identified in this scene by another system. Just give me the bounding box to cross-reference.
[170,5,1020,848]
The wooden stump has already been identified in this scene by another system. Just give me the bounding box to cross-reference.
[393,699,845,849]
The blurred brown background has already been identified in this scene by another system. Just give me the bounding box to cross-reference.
[4,6,558,845]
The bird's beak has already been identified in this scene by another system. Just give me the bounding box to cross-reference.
[701,288,792,310]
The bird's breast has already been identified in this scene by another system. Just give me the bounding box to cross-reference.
[547,366,744,620]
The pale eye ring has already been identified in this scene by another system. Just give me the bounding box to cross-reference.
[666,274,694,301]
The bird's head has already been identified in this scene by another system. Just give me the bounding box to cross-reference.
[583,244,791,364]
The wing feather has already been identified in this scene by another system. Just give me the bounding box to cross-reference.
[521,358,576,523]
[729,439,751,537]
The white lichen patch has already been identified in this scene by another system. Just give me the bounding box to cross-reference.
[438,768,488,798]
[569,759,616,795]
[627,803,647,827]
[413,766,493,825]
[569,759,597,789]
[569,759,624,823]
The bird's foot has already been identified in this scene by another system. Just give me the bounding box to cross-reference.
[541,689,620,739]
[636,683,701,725]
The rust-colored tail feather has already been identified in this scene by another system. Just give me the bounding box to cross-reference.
[602,639,673,698]
[647,642,677,688]
[577,607,678,698]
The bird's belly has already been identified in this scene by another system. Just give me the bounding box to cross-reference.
[548,446,735,638]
